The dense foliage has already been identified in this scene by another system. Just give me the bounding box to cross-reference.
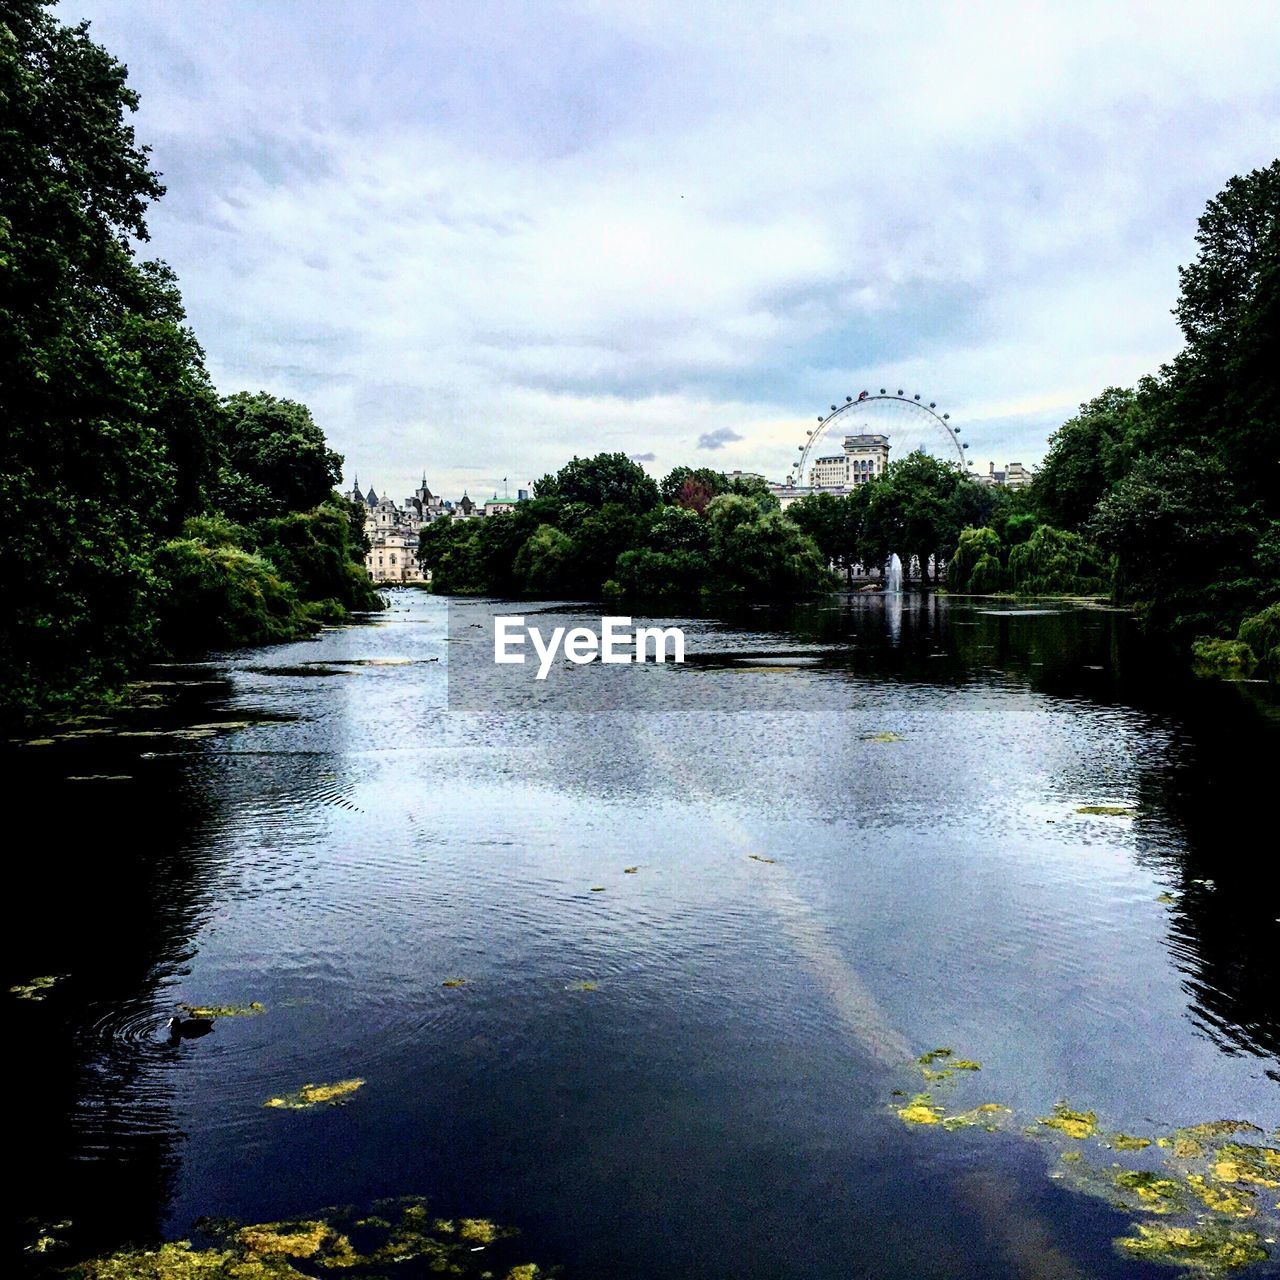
[1031,160,1280,668]
[419,452,834,603]
[0,3,379,721]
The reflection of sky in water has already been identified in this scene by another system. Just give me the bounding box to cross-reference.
[10,590,1280,1279]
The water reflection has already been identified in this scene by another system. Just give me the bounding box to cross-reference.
[5,592,1279,1279]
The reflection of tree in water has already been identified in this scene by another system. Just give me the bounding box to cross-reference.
[731,598,1280,1074]
[1126,680,1280,1077]
[5,729,224,1274]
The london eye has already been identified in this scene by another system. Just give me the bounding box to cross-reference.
[789,390,968,486]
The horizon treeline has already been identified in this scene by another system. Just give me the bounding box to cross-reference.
[0,2,381,721]
[426,159,1280,681]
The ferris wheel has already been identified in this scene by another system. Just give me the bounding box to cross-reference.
[789,389,968,486]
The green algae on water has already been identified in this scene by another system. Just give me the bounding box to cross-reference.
[864,731,903,743]
[263,1077,365,1110]
[67,1196,539,1279]
[1037,1103,1098,1139]
[179,1001,264,1018]
[1109,1132,1154,1151]
[897,1091,944,1125]
[441,977,468,988]
[1076,804,1136,816]
[1113,1223,1268,1275]
[10,974,65,1000]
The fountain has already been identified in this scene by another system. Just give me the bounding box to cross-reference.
[885,552,903,594]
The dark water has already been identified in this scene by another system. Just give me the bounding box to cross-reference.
[6,590,1280,1278]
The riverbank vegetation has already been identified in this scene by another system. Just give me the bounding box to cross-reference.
[987,162,1279,675]
[418,455,836,603]
[0,3,380,723]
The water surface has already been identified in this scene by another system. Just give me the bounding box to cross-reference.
[7,591,1280,1277]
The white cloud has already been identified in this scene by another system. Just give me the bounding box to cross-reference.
[69,0,1280,499]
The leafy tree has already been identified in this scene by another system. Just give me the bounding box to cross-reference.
[724,471,780,512]
[216,392,343,521]
[787,492,856,578]
[1005,525,1107,596]
[149,539,310,653]
[533,452,659,513]
[0,1,225,715]
[659,466,725,510]
[566,503,642,593]
[1088,450,1255,635]
[648,505,711,556]
[606,548,706,600]
[514,524,574,596]
[862,453,969,584]
[1032,387,1152,531]
[946,527,1002,592]
[705,496,833,599]
[255,500,383,613]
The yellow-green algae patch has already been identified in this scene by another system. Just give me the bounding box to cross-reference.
[1113,1223,1268,1274]
[10,974,66,1000]
[1037,1103,1098,1139]
[67,1197,540,1279]
[888,1053,1279,1275]
[941,1103,1010,1132]
[1076,804,1136,816]
[179,1001,264,1018]
[263,1078,365,1110]
[441,977,468,988]
[864,731,904,743]
[1112,1169,1188,1213]
[1109,1132,1154,1151]
[747,853,777,864]
[566,980,598,992]
[897,1092,945,1125]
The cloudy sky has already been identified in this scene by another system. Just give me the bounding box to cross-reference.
[68,1,1280,503]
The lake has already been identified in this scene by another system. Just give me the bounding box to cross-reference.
[7,589,1280,1279]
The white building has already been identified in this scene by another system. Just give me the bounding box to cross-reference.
[975,461,1033,489]
[808,434,890,488]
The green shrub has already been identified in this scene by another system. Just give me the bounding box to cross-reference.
[1190,637,1257,677]
[1007,525,1108,595]
[255,500,382,611]
[947,528,1001,591]
[151,539,314,652]
[1237,602,1280,679]
[969,554,1004,594]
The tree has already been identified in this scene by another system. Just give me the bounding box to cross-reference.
[216,392,343,521]
[1032,387,1152,531]
[1089,450,1255,636]
[946,527,1002,592]
[1005,525,1107,596]
[786,492,855,579]
[533,452,659,513]
[659,466,725,510]
[514,524,574,596]
[0,1,223,714]
[705,496,833,599]
[862,453,969,584]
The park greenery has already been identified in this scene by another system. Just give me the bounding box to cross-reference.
[425,158,1277,682]
[2,0,1278,720]
[0,2,380,721]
